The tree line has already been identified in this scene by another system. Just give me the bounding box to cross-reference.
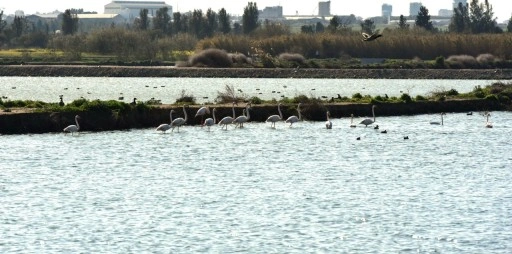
[1,0,512,62]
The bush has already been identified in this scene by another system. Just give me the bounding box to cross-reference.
[175,90,196,104]
[476,53,498,64]
[415,95,427,101]
[249,96,263,105]
[446,55,478,68]
[400,93,413,103]
[434,56,445,68]
[352,93,363,100]
[278,53,305,64]
[188,48,232,68]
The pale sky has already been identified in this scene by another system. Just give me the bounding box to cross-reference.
[1,0,511,23]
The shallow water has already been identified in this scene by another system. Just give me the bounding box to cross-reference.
[0,77,507,104]
[1,112,511,253]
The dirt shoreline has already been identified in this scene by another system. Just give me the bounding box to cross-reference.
[1,65,512,79]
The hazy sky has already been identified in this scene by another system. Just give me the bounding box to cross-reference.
[1,0,510,22]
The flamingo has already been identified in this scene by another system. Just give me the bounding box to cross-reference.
[195,105,210,126]
[266,103,283,128]
[63,115,80,135]
[218,102,236,130]
[430,113,446,125]
[325,111,333,129]
[171,105,188,132]
[485,112,493,128]
[233,103,251,128]
[350,114,357,128]
[203,108,217,132]
[360,105,376,127]
[156,110,174,133]
[285,103,302,127]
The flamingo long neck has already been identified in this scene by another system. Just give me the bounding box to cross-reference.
[246,105,251,120]
[75,116,80,130]
[213,109,216,123]
[183,106,188,122]
[327,112,330,121]
[441,114,444,125]
[297,104,302,120]
[169,111,173,124]
[231,103,235,118]
[278,104,282,119]
[372,106,376,122]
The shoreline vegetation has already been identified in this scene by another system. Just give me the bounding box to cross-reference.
[1,66,512,134]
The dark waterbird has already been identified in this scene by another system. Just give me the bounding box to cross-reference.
[361,32,382,42]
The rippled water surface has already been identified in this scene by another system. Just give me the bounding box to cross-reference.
[0,77,507,104]
[1,112,512,253]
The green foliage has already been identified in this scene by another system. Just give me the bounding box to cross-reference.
[435,56,445,68]
[61,9,78,35]
[415,6,434,31]
[242,2,259,34]
[400,93,413,103]
[415,95,427,101]
[352,93,363,100]
[248,96,263,104]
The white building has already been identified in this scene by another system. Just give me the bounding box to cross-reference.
[104,1,172,21]
[409,2,422,16]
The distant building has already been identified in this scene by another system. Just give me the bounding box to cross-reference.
[438,9,453,17]
[104,1,172,21]
[318,1,331,17]
[259,6,283,20]
[409,2,422,16]
[382,4,392,18]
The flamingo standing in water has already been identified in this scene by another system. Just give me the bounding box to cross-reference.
[203,108,217,132]
[266,103,283,128]
[360,105,376,127]
[430,113,446,125]
[218,102,236,130]
[233,103,251,128]
[285,103,302,127]
[171,105,188,132]
[156,110,174,133]
[485,112,493,128]
[195,105,210,126]
[63,115,81,135]
[325,111,333,129]
[350,114,357,128]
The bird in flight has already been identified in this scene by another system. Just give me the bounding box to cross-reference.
[361,32,382,42]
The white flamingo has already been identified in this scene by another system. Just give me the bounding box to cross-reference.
[350,114,357,128]
[360,105,376,127]
[63,115,80,135]
[156,110,174,133]
[430,112,446,125]
[485,112,493,128]
[195,105,210,126]
[203,108,217,132]
[266,103,283,128]
[233,103,251,128]
[171,105,188,132]
[325,111,333,129]
[285,103,302,127]
[218,102,236,130]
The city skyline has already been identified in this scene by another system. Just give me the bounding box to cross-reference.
[1,0,510,23]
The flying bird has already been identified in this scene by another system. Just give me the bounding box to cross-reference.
[361,32,382,42]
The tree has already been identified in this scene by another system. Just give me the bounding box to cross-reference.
[134,9,149,30]
[61,9,78,35]
[190,9,205,38]
[0,11,6,34]
[233,22,242,35]
[315,22,325,33]
[327,15,340,33]
[301,25,314,34]
[469,0,497,33]
[449,2,470,33]
[172,12,183,34]
[218,8,231,34]
[12,15,27,37]
[205,8,217,37]
[508,16,512,32]
[242,2,258,34]
[360,19,375,34]
[153,7,171,34]
[398,15,410,30]
[415,6,434,31]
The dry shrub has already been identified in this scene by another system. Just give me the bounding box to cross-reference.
[188,48,233,68]
[476,53,498,64]
[446,54,478,67]
[228,53,252,64]
[278,53,305,64]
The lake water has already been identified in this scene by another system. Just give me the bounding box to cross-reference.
[0,77,507,104]
[1,111,511,253]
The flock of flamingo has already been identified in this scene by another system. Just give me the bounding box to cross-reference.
[63,102,494,137]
